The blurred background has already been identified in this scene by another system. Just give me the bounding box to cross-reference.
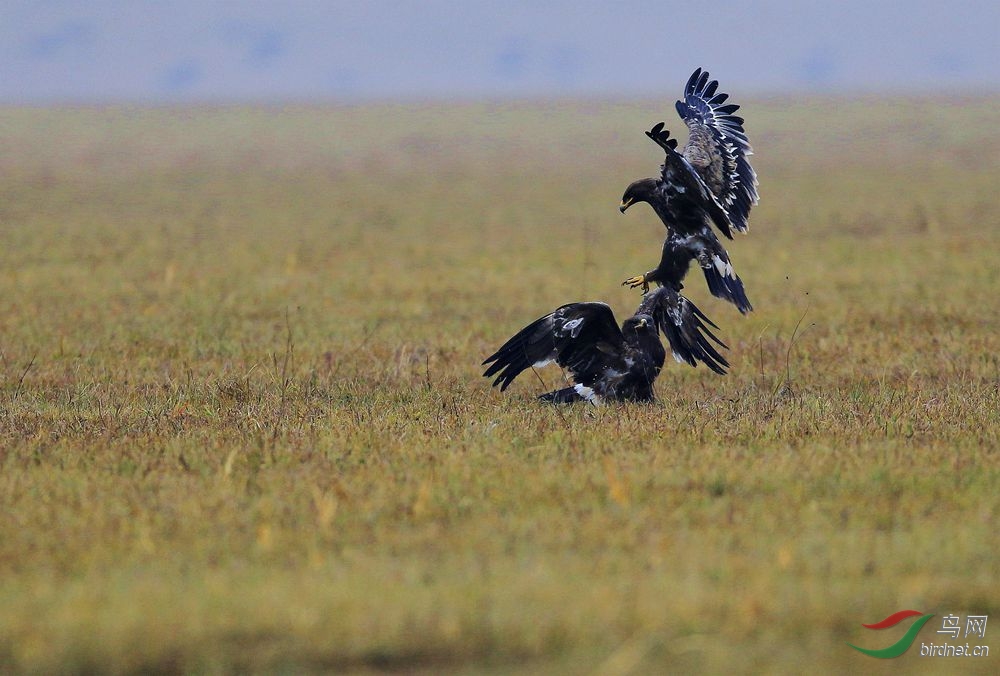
[2,0,999,103]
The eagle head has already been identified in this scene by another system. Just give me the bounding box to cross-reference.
[624,313,655,335]
[620,178,657,213]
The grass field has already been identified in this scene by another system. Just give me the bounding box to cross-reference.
[1,96,998,673]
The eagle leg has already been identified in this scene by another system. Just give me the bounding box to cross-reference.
[622,273,650,294]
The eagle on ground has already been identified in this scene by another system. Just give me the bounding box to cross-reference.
[619,68,758,314]
[482,286,728,404]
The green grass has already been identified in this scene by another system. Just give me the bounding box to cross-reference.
[0,97,998,673]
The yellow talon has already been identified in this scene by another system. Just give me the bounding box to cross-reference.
[622,275,650,294]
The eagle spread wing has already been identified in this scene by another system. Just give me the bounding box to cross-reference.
[482,302,627,393]
[646,122,734,239]
[637,287,730,375]
[675,67,758,234]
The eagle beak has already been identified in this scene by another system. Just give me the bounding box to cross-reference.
[638,318,648,328]
[619,198,632,213]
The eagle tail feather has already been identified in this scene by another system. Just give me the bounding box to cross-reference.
[702,266,753,315]
[539,387,585,404]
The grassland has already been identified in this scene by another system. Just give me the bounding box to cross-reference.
[0,96,998,673]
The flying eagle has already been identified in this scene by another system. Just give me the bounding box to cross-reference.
[482,286,728,404]
[619,68,758,313]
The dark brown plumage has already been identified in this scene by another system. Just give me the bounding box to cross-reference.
[675,68,758,235]
[619,68,759,314]
[482,286,728,404]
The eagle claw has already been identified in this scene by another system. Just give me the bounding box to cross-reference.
[622,275,650,294]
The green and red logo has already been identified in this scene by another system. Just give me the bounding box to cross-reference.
[847,610,936,658]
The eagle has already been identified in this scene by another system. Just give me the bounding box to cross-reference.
[619,68,758,314]
[482,286,728,404]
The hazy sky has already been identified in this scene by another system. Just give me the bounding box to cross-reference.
[2,1,998,103]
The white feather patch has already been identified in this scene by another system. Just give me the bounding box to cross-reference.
[533,359,554,368]
[561,317,584,338]
[713,255,735,278]
[574,384,598,402]
[672,351,685,364]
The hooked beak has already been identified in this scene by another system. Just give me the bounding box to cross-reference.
[619,198,633,213]
[638,318,648,328]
